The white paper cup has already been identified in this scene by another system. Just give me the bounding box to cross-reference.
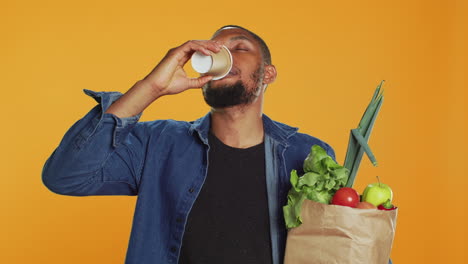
[191,45,233,80]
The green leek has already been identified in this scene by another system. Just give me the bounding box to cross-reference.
[344,81,385,187]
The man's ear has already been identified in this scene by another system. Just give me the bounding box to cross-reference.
[263,65,277,85]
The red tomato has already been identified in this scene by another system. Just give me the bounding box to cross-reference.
[331,187,360,208]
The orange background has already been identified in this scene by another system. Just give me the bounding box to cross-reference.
[1,0,466,263]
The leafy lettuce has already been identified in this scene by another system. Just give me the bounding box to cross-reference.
[283,145,349,229]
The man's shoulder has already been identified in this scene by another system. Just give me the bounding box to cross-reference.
[266,117,332,149]
[291,131,331,147]
[290,131,335,158]
[268,118,336,161]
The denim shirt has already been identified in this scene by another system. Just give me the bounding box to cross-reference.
[42,89,336,264]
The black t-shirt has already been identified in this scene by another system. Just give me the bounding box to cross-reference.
[179,132,272,264]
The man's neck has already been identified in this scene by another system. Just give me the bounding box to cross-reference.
[210,103,264,149]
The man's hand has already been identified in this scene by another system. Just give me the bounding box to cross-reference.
[105,40,222,118]
[144,40,223,96]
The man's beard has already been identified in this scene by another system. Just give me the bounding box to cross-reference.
[202,65,264,108]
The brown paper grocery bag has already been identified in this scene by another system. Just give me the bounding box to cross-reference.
[284,199,398,264]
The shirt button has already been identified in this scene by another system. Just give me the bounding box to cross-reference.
[170,246,177,253]
[176,217,183,223]
[188,188,195,193]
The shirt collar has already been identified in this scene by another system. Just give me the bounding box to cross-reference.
[189,112,298,146]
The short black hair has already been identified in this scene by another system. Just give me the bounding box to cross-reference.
[211,25,272,65]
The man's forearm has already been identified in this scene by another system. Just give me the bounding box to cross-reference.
[106,40,223,119]
[105,79,163,118]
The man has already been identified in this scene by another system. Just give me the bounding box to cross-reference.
[42,25,335,264]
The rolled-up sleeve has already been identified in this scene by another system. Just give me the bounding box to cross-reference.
[42,89,146,196]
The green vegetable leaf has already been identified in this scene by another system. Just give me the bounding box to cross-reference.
[303,145,329,174]
[290,170,300,192]
[322,156,341,170]
[307,189,333,204]
[297,172,321,188]
[315,181,325,192]
[332,167,349,180]
[325,179,336,190]
[283,188,308,228]
[284,145,350,229]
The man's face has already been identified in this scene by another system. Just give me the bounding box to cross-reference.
[202,28,265,108]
